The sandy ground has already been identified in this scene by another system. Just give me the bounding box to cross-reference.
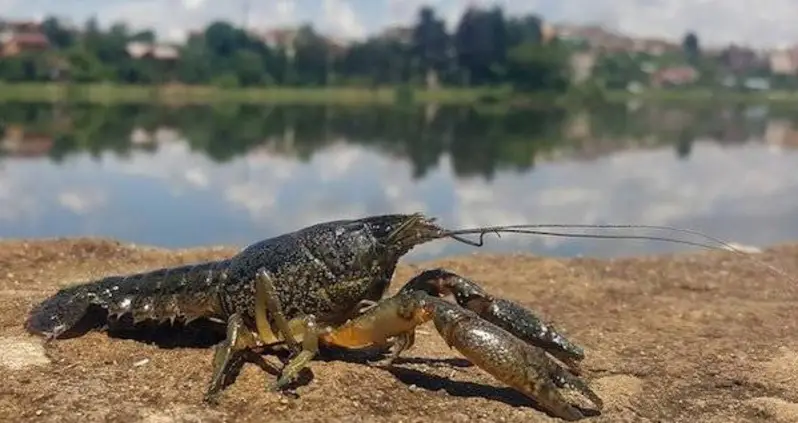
[2,238,798,423]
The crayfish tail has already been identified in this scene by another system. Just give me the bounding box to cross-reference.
[25,282,105,340]
[25,260,230,340]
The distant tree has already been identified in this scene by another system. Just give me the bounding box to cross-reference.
[411,7,451,87]
[292,25,333,86]
[592,53,647,89]
[340,38,411,85]
[40,17,75,49]
[454,6,508,85]
[505,41,570,92]
[0,5,576,93]
[130,30,156,43]
[506,15,543,46]
[682,32,701,64]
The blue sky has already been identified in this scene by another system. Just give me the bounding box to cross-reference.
[0,0,796,49]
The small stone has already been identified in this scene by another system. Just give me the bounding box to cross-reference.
[132,358,150,367]
[0,336,50,371]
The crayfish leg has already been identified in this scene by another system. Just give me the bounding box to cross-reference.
[381,330,416,365]
[204,313,259,404]
[267,314,323,392]
[255,268,301,355]
[318,291,427,351]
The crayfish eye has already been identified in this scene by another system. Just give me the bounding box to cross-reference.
[369,222,396,240]
[365,215,406,238]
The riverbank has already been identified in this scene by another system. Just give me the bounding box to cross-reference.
[0,83,502,105]
[1,82,798,107]
[2,238,798,422]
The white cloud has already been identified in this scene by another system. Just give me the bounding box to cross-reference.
[386,0,441,26]
[416,0,798,48]
[321,0,367,40]
[182,0,205,11]
[0,0,795,48]
[276,0,296,21]
[58,189,108,215]
[0,174,38,221]
[0,0,19,13]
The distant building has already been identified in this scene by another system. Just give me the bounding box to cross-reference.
[632,38,681,56]
[0,20,50,57]
[552,23,679,56]
[554,24,633,53]
[717,45,768,75]
[125,42,180,61]
[651,66,699,87]
[769,47,798,75]
[570,51,596,83]
[0,20,42,34]
[540,22,556,44]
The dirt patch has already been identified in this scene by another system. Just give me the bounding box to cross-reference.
[2,237,798,422]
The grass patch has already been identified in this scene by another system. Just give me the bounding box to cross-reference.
[0,82,507,106]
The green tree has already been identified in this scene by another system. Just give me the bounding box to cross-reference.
[40,17,75,50]
[505,42,570,92]
[292,26,332,86]
[411,7,451,87]
[592,53,647,89]
[682,32,700,65]
[0,5,576,93]
[454,6,508,85]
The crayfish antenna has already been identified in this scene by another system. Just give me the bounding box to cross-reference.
[442,223,797,285]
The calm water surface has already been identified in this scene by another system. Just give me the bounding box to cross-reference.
[2,102,798,261]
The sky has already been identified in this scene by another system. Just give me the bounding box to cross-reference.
[0,0,796,49]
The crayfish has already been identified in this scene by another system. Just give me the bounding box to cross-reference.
[27,213,771,420]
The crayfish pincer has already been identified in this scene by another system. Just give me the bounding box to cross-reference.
[25,213,610,420]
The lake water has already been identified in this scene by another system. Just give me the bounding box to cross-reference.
[2,101,798,262]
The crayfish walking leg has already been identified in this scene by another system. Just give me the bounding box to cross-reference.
[205,268,318,402]
[255,268,302,355]
[205,313,260,403]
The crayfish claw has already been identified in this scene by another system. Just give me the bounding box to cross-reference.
[428,298,602,421]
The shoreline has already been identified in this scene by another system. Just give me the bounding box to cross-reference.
[1,82,797,106]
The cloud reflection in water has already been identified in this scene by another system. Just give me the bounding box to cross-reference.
[2,129,798,262]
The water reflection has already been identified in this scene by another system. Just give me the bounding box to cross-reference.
[2,102,798,261]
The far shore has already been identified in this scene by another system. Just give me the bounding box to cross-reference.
[1,82,797,107]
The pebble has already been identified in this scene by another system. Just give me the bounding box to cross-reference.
[133,358,150,367]
[0,336,50,371]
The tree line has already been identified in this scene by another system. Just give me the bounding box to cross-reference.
[0,6,572,93]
